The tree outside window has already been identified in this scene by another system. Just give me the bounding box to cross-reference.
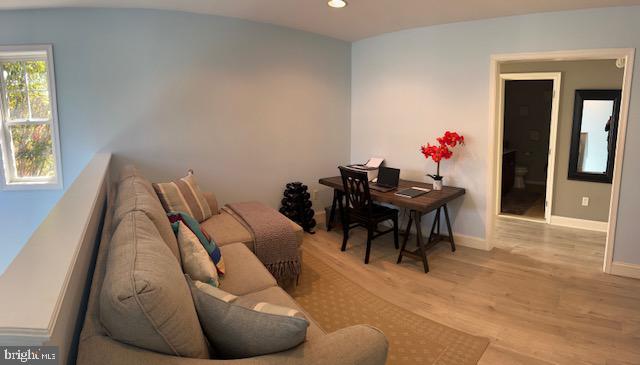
[0,46,61,189]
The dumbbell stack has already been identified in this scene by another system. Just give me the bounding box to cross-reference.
[279,182,316,234]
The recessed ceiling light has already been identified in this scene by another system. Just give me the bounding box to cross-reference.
[327,0,347,9]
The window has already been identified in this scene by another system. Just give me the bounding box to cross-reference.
[0,45,62,190]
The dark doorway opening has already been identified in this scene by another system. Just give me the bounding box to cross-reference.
[501,79,553,219]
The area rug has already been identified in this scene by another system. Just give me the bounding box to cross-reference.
[289,251,490,365]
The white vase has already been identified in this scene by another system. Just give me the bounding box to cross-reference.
[433,179,443,191]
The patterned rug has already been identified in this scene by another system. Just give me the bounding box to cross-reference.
[289,251,490,365]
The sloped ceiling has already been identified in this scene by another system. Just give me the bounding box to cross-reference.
[1,0,639,41]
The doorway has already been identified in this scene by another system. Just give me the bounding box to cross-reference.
[487,49,635,274]
[497,73,561,223]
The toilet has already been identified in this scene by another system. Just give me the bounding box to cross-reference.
[514,166,528,189]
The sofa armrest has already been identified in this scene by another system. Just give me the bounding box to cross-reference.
[78,325,387,365]
[203,192,220,215]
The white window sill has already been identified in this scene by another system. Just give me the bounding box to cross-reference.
[1,180,63,191]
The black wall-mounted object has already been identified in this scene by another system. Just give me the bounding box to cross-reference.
[568,89,621,184]
[279,182,316,233]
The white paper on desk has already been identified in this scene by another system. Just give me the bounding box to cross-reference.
[365,157,384,168]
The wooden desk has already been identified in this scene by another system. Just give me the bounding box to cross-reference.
[318,176,465,273]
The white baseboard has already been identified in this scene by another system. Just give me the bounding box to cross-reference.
[610,261,640,279]
[549,215,608,232]
[454,234,491,251]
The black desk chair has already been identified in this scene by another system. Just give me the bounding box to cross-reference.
[338,166,399,264]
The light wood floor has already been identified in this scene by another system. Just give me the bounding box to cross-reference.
[302,218,640,365]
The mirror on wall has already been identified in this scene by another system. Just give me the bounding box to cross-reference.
[568,89,621,183]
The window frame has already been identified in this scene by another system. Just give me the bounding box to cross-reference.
[0,44,62,190]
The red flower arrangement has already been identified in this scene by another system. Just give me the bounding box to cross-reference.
[421,131,465,180]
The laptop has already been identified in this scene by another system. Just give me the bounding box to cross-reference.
[370,167,400,192]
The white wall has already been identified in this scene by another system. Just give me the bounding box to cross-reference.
[351,6,640,264]
[0,8,351,269]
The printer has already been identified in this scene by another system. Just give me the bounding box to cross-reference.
[346,157,384,181]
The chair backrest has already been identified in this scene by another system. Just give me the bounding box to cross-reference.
[339,166,373,214]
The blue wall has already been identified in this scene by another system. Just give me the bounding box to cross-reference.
[351,6,640,263]
[0,191,62,273]
[0,8,352,273]
[3,6,639,271]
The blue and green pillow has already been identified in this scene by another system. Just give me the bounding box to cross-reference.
[168,212,225,276]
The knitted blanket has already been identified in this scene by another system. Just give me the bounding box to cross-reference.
[224,202,300,282]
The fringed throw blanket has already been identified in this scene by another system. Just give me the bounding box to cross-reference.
[224,202,300,282]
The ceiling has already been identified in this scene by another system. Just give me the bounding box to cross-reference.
[1,0,639,41]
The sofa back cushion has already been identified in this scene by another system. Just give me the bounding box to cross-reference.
[113,170,181,263]
[100,210,209,358]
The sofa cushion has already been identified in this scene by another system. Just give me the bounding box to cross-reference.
[153,171,212,222]
[200,211,253,249]
[100,211,209,359]
[218,243,277,295]
[239,286,325,341]
[201,210,304,251]
[188,277,308,359]
[113,174,181,262]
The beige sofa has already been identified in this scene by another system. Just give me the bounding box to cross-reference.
[76,167,388,365]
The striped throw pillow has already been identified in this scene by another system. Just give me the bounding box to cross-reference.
[153,171,212,222]
[192,280,303,318]
[187,277,308,358]
[250,302,305,318]
[192,280,238,302]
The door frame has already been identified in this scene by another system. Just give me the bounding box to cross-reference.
[496,72,561,223]
[487,48,636,274]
